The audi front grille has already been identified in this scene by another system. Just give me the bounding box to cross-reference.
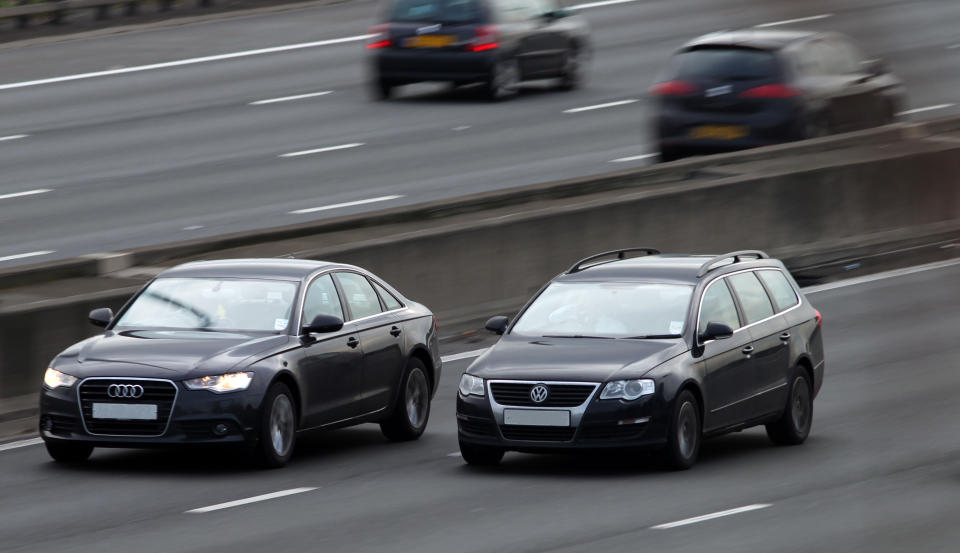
[78,378,177,437]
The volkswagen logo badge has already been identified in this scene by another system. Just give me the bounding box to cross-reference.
[530,384,549,404]
[107,383,144,399]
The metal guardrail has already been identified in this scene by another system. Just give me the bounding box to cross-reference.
[0,0,214,29]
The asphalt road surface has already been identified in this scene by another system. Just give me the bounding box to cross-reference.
[0,0,960,266]
[1,259,959,552]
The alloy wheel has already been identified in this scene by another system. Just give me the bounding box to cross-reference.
[270,394,295,457]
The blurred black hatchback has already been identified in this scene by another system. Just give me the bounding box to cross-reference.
[650,29,906,161]
[366,0,591,100]
[457,249,825,470]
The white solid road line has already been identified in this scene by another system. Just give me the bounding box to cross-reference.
[570,0,638,9]
[0,250,55,263]
[280,142,365,158]
[441,348,489,363]
[0,35,374,92]
[948,44,960,50]
[651,504,772,530]
[0,437,43,452]
[289,194,403,215]
[564,99,638,114]
[0,134,28,142]
[0,188,51,201]
[611,153,658,163]
[897,103,955,116]
[250,91,333,105]
[186,487,318,514]
[803,257,960,295]
[754,13,833,28]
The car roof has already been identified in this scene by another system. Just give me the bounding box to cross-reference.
[157,258,348,280]
[556,253,783,284]
[682,29,821,52]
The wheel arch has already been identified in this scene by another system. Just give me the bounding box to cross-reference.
[408,346,436,395]
[269,371,303,426]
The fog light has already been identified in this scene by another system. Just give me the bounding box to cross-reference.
[617,417,651,426]
[41,416,53,432]
[213,423,229,436]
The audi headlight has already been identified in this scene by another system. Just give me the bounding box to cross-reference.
[458,374,485,397]
[600,379,655,401]
[43,367,77,389]
[184,372,254,393]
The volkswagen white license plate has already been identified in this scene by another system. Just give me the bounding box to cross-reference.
[503,409,570,427]
[92,403,157,420]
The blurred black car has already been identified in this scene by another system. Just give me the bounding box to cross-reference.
[457,249,824,469]
[366,0,591,100]
[650,29,906,161]
[40,259,441,468]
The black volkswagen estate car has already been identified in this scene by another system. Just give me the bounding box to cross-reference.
[457,249,824,469]
[650,29,905,161]
[366,0,591,100]
[40,259,441,467]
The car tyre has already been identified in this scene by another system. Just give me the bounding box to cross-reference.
[459,440,504,466]
[371,77,395,101]
[44,440,93,463]
[380,358,431,441]
[661,390,700,470]
[485,58,519,101]
[557,46,588,91]
[252,381,297,468]
[766,368,813,446]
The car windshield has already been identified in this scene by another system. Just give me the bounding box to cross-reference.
[114,278,298,333]
[511,282,693,338]
[390,0,482,23]
[675,47,781,81]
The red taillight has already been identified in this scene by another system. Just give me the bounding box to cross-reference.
[738,84,801,99]
[649,80,698,96]
[814,309,822,328]
[469,25,499,52]
[366,24,391,49]
[434,317,440,333]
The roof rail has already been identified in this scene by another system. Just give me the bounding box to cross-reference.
[696,250,769,278]
[566,248,661,274]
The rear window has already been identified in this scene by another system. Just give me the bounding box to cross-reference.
[674,48,781,81]
[390,0,482,22]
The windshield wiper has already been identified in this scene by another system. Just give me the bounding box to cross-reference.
[623,334,682,339]
[541,334,615,339]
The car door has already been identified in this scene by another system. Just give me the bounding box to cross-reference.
[726,271,786,422]
[525,0,567,76]
[753,269,802,416]
[696,277,754,431]
[334,272,406,414]
[296,273,365,428]
[494,0,546,77]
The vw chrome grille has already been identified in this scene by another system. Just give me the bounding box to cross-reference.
[490,382,595,407]
[78,378,177,437]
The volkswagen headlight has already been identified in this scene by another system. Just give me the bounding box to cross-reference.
[458,374,485,397]
[184,372,254,393]
[600,379,655,400]
[43,367,77,389]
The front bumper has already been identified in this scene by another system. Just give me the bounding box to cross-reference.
[39,381,264,447]
[456,391,670,452]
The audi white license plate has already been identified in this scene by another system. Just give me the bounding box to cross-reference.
[92,403,158,420]
[503,409,570,427]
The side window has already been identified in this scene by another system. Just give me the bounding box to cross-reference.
[371,281,403,311]
[757,270,799,312]
[795,43,825,76]
[336,273,384,320]
[831,38,863,74]
[492,0,538,21]
[303,274,344,323]
[698,279,741,337]
[728,272,775,324]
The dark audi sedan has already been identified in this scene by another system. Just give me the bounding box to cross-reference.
[40,259,441,467]
[457,249,824,469]
[366,0,591,100]
[650,29,905,161]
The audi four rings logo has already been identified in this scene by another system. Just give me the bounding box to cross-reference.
[107,384,144,399]
[530,384,549,404]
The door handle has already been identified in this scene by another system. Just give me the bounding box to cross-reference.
[390,326,402,337]
[346,337,360,349]
[741,345,755,356]
[779,332,791,341]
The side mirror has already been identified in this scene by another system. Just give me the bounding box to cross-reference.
[301,314,344,335]
[485,315,509,335]
[89,308,113,328]
[543,8,572,19]
[701,322,734,342]
[862,58,887,77]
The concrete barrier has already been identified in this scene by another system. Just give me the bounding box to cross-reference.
[1,116,959,399]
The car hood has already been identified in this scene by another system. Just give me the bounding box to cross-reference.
[57,330,291,377]
[466,335,688,382]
